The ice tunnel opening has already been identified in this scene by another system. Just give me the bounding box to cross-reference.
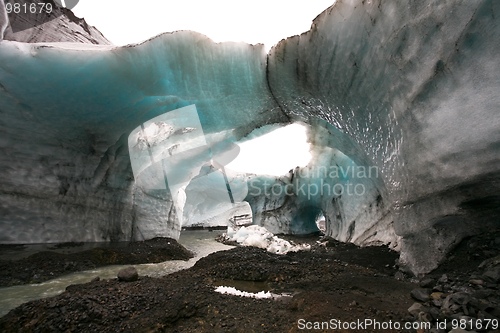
[316,213,326,232]
[181,122,316,233]
[225,123,312,176]
[289,206,324,235]
[231,117,392,241]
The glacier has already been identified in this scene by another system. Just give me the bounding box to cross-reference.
[0,0,499,275]
[0,32,285,243]
[267,0,500,274]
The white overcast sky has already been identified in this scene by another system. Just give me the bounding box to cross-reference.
[73,1,332,175]
[72,0,335,50]
[226,124,312,175]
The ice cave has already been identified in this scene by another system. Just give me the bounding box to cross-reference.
[0,0,499,278]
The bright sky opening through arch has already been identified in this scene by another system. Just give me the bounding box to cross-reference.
[73,1,328,175]
[226,124,312,176]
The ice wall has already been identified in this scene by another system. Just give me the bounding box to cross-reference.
[0,33,286,243]
[0,1,7,41]
[0,0,499,275]
[268,0,500,273]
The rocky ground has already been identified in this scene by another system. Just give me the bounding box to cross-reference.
[0,237,193,287]
[0,230,499,332]
[400,229,500,333]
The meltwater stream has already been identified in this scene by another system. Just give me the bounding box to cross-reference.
[0,230,233,318]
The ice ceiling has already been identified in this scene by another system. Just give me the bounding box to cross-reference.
[0,0,499,274]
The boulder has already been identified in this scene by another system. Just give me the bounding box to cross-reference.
[117,267,138,282]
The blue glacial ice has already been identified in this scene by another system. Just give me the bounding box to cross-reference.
[0,0,499,274]
[266,0,500,273]
[0,31,285,243]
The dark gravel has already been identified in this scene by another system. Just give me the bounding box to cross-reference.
[1,231,500,332]
[0,238,416,332]
[0,237,193,287]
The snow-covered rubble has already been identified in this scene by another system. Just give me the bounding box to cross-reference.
[221,225,310,254]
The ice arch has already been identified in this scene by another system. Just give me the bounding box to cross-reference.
[0,32,287,244]
[0,0,499,275]
[244,118,395,246]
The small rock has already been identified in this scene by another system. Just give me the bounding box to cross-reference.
[431,292,443,300]
[408,302,423,316]
[433,284,444,292]
[440,309,453,320]
[468,298,489,311]
[483,266,500,283]
[438,274,448,284]
[420,278,435,288]
[91,276,100,282]
[469,279,483,286]
[472,289,494,299]
[451,292,470,305]
[479,255,500,269]
[411,288,431,302]
[468,241,478,249]
[432,298,443,307]
[442,294,454,310]
[418,311,433,323]
[117,267,138,282]
[429,307,440,320]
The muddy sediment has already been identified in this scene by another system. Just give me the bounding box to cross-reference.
[0,237,416,332]
[1,231,500,332]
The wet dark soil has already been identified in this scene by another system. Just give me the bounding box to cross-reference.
[0,238,417,332]
[0,237,193,287]
[1,231,500,332]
